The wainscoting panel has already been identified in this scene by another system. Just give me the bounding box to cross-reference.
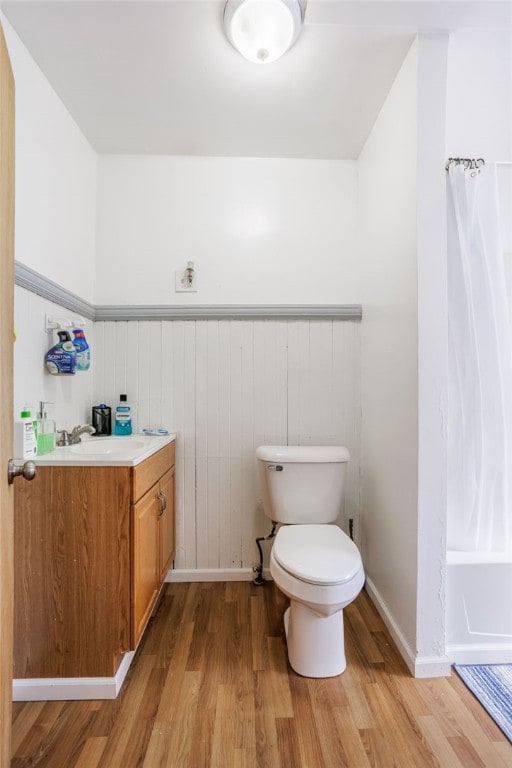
[93,319,361,572]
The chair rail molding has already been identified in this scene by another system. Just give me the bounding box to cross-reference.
[15,262,362,321]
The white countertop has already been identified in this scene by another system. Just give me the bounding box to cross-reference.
[34,433,176,467]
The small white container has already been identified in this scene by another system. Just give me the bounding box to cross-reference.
[14,410,37,460]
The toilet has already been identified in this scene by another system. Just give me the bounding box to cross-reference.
[256,445,365,678]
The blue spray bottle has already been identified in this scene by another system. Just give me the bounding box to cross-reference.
[45,328,77,375]
[72,328,90,371]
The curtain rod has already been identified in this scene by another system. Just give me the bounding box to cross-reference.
[445,157,485,171]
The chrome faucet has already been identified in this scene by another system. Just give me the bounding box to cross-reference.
[56,425,96,447]
[70,425,96,444]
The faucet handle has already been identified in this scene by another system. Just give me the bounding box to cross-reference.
[56,429,71,447]
[70,424,96,443]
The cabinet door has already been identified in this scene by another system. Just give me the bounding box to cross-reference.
[132,482,159,646]
[158,468,175,581]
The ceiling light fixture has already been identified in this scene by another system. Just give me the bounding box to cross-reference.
[223,0,304,64]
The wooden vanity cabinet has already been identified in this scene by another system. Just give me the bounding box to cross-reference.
[158,468,175,580]
[132,466,175,646]
[13,441,175,680]
[133,482,160,647]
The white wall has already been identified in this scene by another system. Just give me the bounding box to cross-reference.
[93,318,361,574]
[358,34,450,676]
[415,34,449,670]
[446,29,512,162]
[93,153,361,577]
[2,16,97,303]
[358,38,419,660]
[3,15,97,428]
[95,156,358,305]
[14,287,94,430]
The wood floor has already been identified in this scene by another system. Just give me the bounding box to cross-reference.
[11,582,512,767]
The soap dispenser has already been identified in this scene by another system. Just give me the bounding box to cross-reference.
[34,401,56,455]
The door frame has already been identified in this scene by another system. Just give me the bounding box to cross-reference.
[0,19,15,768]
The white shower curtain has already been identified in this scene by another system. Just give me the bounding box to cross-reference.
[448,162,512,552]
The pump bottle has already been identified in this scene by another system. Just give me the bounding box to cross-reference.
[14,410,37,459]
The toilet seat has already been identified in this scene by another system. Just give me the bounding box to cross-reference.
[273,524,361,586]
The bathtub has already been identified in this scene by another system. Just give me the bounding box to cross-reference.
[446,550,512,664]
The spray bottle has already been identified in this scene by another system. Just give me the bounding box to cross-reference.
[45,326,77,375]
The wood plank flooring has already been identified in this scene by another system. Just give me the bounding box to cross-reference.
[11,582,512,767]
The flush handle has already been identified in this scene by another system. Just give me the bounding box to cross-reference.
[8,459,37,485]
[267,464,283,472]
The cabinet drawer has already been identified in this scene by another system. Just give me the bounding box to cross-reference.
[131,442,175,502]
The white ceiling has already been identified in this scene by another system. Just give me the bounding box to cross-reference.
[1,1,509,160]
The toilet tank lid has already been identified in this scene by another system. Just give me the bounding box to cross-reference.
[256,445,350,463]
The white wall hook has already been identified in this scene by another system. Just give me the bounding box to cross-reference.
[45,314,87,333]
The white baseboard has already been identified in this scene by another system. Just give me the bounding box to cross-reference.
[12,651,135,702]
[412,655,452,678]
[166,567,272,583]
[364,577,451,678]
[447,643,512,665]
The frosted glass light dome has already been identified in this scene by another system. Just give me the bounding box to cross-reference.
[224,0,303,64]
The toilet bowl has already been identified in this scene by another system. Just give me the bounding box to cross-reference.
[270,524,364,677]
[256,445,365,678]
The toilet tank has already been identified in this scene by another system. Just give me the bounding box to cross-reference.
[256,445,350,524]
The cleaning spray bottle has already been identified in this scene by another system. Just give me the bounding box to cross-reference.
[72,327,90,371]
[45,327,77,375]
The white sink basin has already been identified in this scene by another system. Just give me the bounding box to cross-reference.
[36,433,175,467]
[70,437,146,455]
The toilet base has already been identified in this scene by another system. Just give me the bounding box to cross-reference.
[283,601,346,678]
